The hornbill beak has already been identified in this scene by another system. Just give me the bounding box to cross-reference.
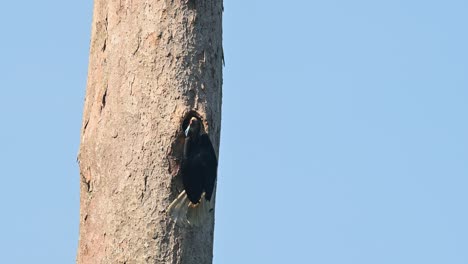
[185,117,197,137]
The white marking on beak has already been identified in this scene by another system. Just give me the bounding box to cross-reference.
[185,124,191,137]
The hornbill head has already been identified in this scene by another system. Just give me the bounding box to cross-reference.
[185,117,201,138]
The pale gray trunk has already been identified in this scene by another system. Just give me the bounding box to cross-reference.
[77,0,223,263]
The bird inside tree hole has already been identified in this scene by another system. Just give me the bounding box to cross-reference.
[167,111,218,226]
[169,111,203,172]
[181,111,205,134]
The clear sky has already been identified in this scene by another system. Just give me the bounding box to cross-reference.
[0,0,467,263]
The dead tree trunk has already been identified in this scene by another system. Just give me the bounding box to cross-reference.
[77,0,223,263]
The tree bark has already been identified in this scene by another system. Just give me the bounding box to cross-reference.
[76,0,222,263]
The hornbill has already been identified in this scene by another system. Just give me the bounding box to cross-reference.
[167,117,218,226]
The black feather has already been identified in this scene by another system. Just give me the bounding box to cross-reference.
[181,132,217,204]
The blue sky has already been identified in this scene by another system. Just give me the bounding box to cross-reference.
[1,0,467,263]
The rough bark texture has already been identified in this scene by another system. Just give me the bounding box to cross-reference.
[77,0,222,263]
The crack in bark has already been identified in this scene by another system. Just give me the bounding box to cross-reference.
[132,30,142,55]
[102,15,108,52]
[102,39,107,52]
[81,172,92,193]
[129,75,135,96]
[83,119,89,135]
[143,174,148,193]
[101,87,108,112]
[221,47,225,66]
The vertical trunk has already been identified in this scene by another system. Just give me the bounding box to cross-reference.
[77,0,223,263]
